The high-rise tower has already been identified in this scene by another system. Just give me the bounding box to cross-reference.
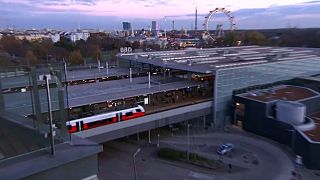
[151,21,157,36]
[122,22,132,31]
[195,6,198,32]
[172,20,175,31]
[164,11,167,38]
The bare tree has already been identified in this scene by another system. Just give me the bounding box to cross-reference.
[69,51,84,66]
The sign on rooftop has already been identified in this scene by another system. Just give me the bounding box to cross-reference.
[120,47,133,54]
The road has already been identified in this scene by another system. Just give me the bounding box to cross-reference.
[98,130,298,180]
[160,133,295,180]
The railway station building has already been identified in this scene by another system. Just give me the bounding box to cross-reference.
[118,46,320,128]
[1,45,320,178]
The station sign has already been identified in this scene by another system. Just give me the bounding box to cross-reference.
[120,47,133,54]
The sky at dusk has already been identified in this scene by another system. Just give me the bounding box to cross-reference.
[0,0,320,30]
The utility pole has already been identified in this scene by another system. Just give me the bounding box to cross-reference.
[42,74,55,155]
[98,60,101,72]
[130,68,132,83]
[106,62,109,75]
[148,72,151,89]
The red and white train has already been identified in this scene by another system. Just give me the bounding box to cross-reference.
[67,105,145,133]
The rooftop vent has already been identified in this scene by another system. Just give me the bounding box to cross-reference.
[249,92,257,96]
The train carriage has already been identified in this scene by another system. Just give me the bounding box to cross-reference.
[67,105,145,133]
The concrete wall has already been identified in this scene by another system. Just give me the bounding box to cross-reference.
[294,131,320,170]
[23,155,99,180]
[236,98,266,135]
[263,117,295,146]
[300,97,320,115]
[0,135,102,180]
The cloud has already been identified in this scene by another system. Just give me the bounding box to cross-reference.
[0,0,320,30]
[284,13,320,19]
[302,0,320,3]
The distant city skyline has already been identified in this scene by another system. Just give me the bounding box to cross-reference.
[0,0,320,30]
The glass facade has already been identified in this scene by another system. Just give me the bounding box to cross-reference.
[214,57,320,127]
[0,63,68,161]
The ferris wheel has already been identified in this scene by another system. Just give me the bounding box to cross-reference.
[203,7,236,41]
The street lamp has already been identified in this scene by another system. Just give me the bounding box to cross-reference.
[133,148,141,180]
[40,74,55,155]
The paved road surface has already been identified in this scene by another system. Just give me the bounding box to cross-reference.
[98,131,299,180]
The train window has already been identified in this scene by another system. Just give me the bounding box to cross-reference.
[136,109,141,112]
[87,121,96,127]
[67,125,72,130]
[126,112,133,116]
[100,118,114,124]
[87,118,114,128]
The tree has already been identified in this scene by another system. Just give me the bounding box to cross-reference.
[0,57,15,67]
[131,41,141,50]
[25,50,38,66]
[69,51,84,66]
[224,32,237,46]
[54,37,74,52]
[0,36,26,57]
[30,40,53,60]
[245,31,267,45]
[75,40,88,57]
[114,38,126,50]
[53,47,69,62]
[150,44,161,51]
[110,49,118,64]
[92,48,103,62]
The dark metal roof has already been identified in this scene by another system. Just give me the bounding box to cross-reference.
[240,85,319,102]
[4,75,204,115]
[119,46,320,74]
[1,67,139,89]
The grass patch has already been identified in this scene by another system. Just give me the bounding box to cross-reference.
[158,148,221,169]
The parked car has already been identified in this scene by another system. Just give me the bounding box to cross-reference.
[217,143,234,155]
